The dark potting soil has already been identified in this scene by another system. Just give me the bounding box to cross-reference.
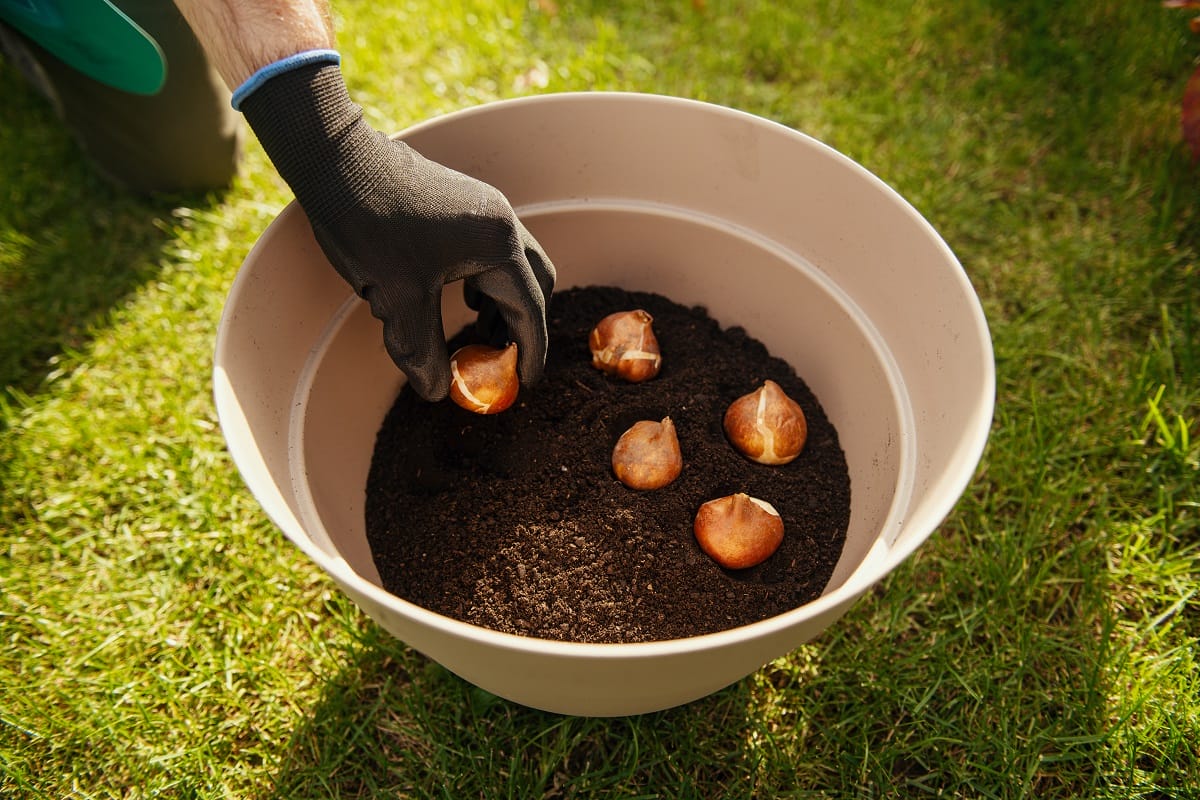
[365,286,851,644]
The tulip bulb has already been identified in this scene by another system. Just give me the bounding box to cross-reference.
[611,417,683,490]
[693,493,784,569]
[589,309,662,383]
[448,342,519,414]
[723,380,807,465]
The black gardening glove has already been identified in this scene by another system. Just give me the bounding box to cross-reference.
[239,61,555,401]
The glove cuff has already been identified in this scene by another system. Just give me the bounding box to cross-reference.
[231,50,341,110]
[239,60,391,224]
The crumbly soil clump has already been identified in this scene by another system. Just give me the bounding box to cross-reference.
[365,286,851,643]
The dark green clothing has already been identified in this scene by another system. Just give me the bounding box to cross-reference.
[0,0,240,193]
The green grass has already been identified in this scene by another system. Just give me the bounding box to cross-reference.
[3,0,1199,796]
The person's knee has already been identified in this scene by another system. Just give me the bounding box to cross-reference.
[2,1,243,194]
[102,123,242,195]
[93,0,242,193]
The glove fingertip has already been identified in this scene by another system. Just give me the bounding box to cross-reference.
[386,337,452,402]
[406,365,451,402]
[515,339,547,387]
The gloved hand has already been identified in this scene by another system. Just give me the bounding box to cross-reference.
[238,58,555,401]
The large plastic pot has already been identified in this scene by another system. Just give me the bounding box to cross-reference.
[214,93,994,716]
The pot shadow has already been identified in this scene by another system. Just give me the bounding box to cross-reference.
[0,58,227,404]
[262,622,766,799]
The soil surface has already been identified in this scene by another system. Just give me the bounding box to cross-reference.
[365,286,851,644]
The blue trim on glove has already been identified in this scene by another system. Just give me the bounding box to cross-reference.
[231,48,341,110]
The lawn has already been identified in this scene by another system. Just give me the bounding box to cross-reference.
[2,0,1198,797]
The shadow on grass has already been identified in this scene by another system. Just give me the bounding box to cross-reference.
[0,60,227,405]
[264,624,763,799]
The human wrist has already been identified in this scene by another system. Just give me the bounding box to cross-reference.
[172,1,337,90]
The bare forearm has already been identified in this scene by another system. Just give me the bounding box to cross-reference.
[172,0,335,88]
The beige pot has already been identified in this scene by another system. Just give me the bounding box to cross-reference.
[214,92,994,716]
